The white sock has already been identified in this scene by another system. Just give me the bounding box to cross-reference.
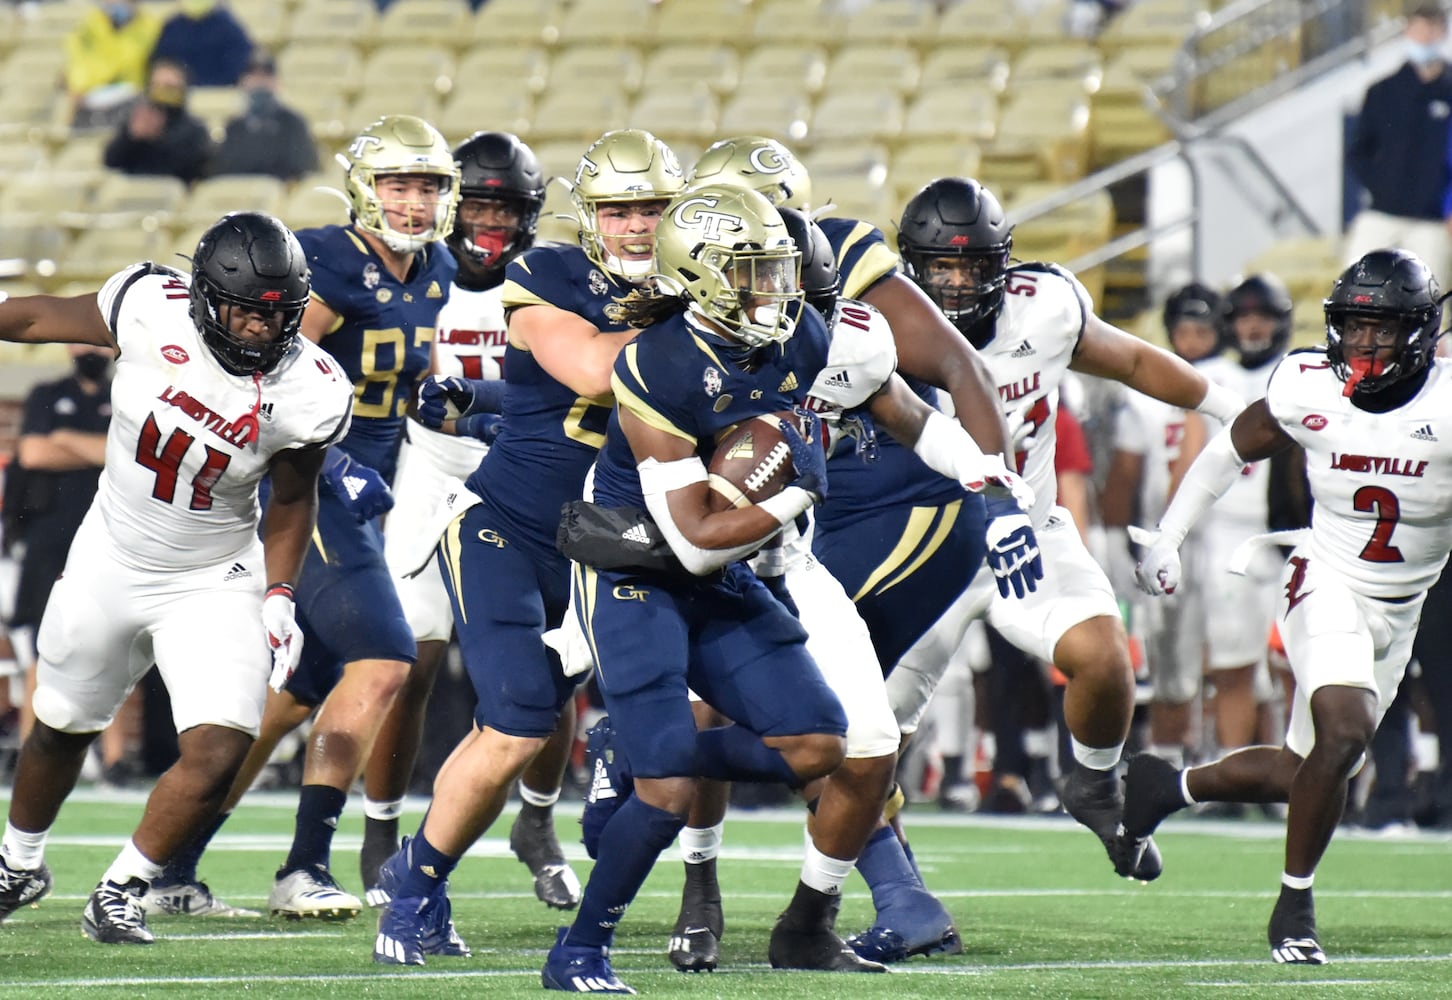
[363,797,404,822]
[1180,769,1198,805]
[102,839,164,887]
[1281,871,1314,891]
[1,821,49,871]
[799,841,855,896]
[519,784,560,809]
[679,823,723,864]
[1071,736,1124,771]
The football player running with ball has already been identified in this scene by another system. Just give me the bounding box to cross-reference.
[1124,249,1452,966]
[0,213,353,943]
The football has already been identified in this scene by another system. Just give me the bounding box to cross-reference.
[706,410,803,510]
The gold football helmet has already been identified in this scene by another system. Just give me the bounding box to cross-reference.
[687,136,813,211]
[338,115,461,254]
[570,128,685,280]
[654,184,803,348]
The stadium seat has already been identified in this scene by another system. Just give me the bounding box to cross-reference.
[52,228,167,287]
[717,92,813,145]
[346,88,443,135]
[547,45,645,99]
[985,87,1092,185]
[807,141,890,217]
[810,90,903,144]
[452,47,551,100]
[918,45,1012,94]
[359,45,457,99]
[0,172,101,229]
[889,141,983,207]
[749,0,846,51]
[275,88,351,144]
[469,0,564,49]
[0,141,48,175]
[287,0,378,47]
[841,0,939,47]
[78,174,189,232]
[368,0,473,50]
[276,41,365,99]
[188,87,244,139]
[902,88,999,144]
[11,0,88,45]
[822,44,921,98]
[280,179,350,232]
[630,87,720,146]
[435,91,535,145]
[0,221,70,288]
[641,44,740,98]
[46,135,112,175]
[526,91,630,144]
[179,176,287,232]
[1098,0,1206,54]
[737,44,830,98]
[527,139,590,183]
[651,0,751,46]
[552,0,654,48]
[936,0,1026,49]
[536,172,580,246]
[1246,236,1344,306]
[228,0,291,50]
[1012,43,1104,93]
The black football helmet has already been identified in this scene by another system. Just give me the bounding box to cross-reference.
[189,211,309,376]
[1162,281,1225,360]
[447,130,546,287]
[1224,272,1293,369]
[778,207,839,319]
[897,177,1013,347]
[1324,248,1442,399]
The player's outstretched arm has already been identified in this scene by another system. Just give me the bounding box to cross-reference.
[1072,314,1243,423]
[622,407,810,576]
[509,303,638,398]
[0,291,116,348]
[263,444,327,588]
[860,274,1013,459]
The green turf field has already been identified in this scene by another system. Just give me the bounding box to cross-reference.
[2,788,1450,999]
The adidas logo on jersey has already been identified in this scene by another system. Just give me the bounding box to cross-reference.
[259,402,275,422]
[778,372,798,392]
[222,563,251,581]
[1412,424,1438,442]
[621,524,652,545]
[342,475,369,501]
[823,370,852,390]
[1010,340,1036,358]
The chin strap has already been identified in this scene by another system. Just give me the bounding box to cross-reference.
[231,371,264,447]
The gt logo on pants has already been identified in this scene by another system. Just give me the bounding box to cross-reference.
[477,529,507,548]
[612,585,649,602]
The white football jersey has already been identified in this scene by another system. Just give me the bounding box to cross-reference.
[94,265,353,572]
[1113,390,1188,526]
[976,264,1088,527]
[1196,353,1279,525]
[1270,350,1452,597]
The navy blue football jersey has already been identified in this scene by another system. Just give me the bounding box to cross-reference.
[466,243,634,547]
[298,224,456,482]
[592,307,833,512]
[818,217,899,301]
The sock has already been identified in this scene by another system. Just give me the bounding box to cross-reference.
[568,797,685,950]
[778,879,838,929]
[519,783,560,808]
[160,811,229,885]
[799,842,855,896]
[103,838,164,887]
[678,823,723,865]
[1281,871,1314,891]
[1,821,49,871]
[693,724,800,785]
[856,825,924,911]
[1181,770,1198,805]
[284,784,347,872]
[397,830,459,899]
[1071,736,1124,771]
[363,797,404,822]
[940,754,964,788]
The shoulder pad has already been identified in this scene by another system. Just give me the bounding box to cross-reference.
[808,298,897,410]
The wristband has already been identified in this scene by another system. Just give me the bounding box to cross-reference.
[265,583,296,600]
[1195,381,1243,425]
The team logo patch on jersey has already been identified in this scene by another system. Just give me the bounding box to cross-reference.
[426,281,443,299]
[1412,424,1438,442]
[1010,340,1036,358]
[703,366,722,397]
[588,269,609,296]
[363,262,381,290]
[1302,414,1327,431]
[161,344,190,365]
[376,288,393,304]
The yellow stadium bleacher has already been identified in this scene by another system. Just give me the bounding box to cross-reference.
[918,45,1011,94]
[0,173,102,229]
[822,44,921,98]
[469,0,564,50]
[650,0,752,47]
[48,134,112,174]
[807,140,890,211]
[75,174,189,232]
[52,228,168,287]
[435,90,535,145]
[936,0,1027,50]
[346,87,443,135]
[630,86,720,148]
[11,0,89,45]
[546,45,645,100]
[276,41,365,100]
[287,0,378,47]
[279,179,349,232]
[736,44,829,98]
[748,0,846,51]
[368,0,474,50]
[718,92,812,145]
[188,87,245,140]
[228,0,292,51]
[902,88,999,145]
[1011,42,1104,93]
[810,89,903,145]
[889,141,983,207]
[841,0,938,47]
[359,44,457,99]
[452,47,551,100]
[1245,236,1345,307]
[526,90,630,144]
[641,44,740,99]
[552,0,655,48]
[178,176,288,233]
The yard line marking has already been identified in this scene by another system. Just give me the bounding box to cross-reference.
[1185,981,1403,988]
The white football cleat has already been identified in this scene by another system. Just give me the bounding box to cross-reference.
[268,865,361,921]
[142,879,261,918]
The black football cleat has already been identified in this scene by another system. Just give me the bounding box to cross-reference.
[0,856,52,922]
[1269,886,1326,964]
[769,885,887,973]
[511,803,582,910]
[668,861,724,973]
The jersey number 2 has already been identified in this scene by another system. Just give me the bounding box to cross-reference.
[1354,485,1404,563]
[136,414,231,510]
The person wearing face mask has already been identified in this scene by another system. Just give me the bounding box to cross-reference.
[1345,5,1452,289]
[103,57,215,184]
[64,0,163,130]
[212,51,318,183]
[150,0,254,88]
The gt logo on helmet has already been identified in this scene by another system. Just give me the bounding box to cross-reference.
[747,146,789,175]
[671,196,743,241]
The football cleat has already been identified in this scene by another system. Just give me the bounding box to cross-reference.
[1115,753,1191,880]
[0,856,52,922]
[82,877,155,944]
[769,891,887,973]
[510,805,582,910]
[269,864,362,921]
[846,886,962,964]
[581,717,633,860]
[1271,936,1327,965]
[668,864,724,973]
[1061,762,1162,881]
[141,879,261,918]
[372,840,471,957]
[542,926,636,994]
[361,828,399,909]
[1268,886,1325,964]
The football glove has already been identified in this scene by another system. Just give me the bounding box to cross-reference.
[454,412,504,445]
[319,448,394,523]
[778,408,828,503]
[1128,525,1182,596]
[262,584,303,692]
[416,375,507,429]
[984,495,1043,599]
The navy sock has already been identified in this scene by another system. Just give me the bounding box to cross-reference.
[902,838,924,883]
[160,810,230,885]
[856,826,924,911]
[567,797,684,950]
[284,785,347,872]
[693,724,801,786]
[397,830,458,899]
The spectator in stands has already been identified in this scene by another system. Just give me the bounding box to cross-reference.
[64,0,163,131]
[212,51,319,183]
[1345,5,1452,288]
[103,58,215,184]
[150,0,254,89]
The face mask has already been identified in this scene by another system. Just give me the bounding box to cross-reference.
[74,353,112,382]
[246,88,276,113]
[105,2,134,27]
[1407,40,1446,66]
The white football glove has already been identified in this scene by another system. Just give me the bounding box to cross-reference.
[262,585,303,692]
[1128,525,1182,597]
[971,454,1036,513]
